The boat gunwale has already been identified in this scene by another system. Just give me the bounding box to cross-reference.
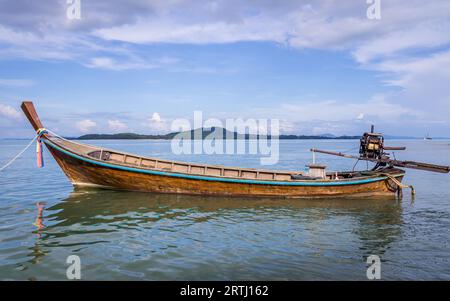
[44,137,405,187]
[52,136,301,176]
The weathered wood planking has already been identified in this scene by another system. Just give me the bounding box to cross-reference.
[22,101,405,198]
[46,140,402,198]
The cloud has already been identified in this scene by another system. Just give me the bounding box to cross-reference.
[150,112,162,123]
[85,56,155,71]
[248,95,419,123]
[369,50,450,122]
[2,1,450,70]
[94,17,286,45]
[352,21,450,64]
[0,78,36,87]
[145,112,169,132]
[0,103,22,120]
[108,119,127,132]
[76,119,97,133]
[204,92,425,135]
[1,0,450,136]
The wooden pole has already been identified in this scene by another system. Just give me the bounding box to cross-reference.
[310,148,450,173]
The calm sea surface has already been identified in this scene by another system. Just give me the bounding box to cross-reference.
[0,139,449,280]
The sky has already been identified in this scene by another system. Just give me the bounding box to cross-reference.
[1,0,450,138]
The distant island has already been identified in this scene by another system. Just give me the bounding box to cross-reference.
[74,127,361,140]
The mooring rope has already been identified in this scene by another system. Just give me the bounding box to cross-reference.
[0,128,49,172]
[0,135,38,172]
[45,128,96,149]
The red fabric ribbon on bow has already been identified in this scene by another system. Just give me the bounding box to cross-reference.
[36,136,44,168]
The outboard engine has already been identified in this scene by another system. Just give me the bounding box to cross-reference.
[359,125,384,160]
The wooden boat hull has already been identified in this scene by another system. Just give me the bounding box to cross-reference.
[45,138,403,198]
[20,101,406,198]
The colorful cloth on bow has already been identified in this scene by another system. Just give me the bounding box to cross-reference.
[36,137,44,168]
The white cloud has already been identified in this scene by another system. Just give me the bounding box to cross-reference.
[108,119,127,132]
[85,57,155,71]
[87,0,450,131]
[150,112,162,123]
[2,1,450,74]
[352,21,450,64]
[76,119,97,133]
[0,104,22,120]
[89,1,450,56]
[1,0,450,136]
[145,112,169,132]
[254,96,419,123]
[0,25,78,61]
[0,78,35,87]
[379,53,450,122]
[208,94,422,135]
[94,17,287,45]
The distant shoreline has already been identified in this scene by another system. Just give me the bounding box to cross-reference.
[68,127,437,140]
[72,134,363,140]
[72,130,362,140]
[2,127,447,140]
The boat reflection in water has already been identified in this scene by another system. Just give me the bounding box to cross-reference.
[33,202,46,233]
[27,202,48,268]
[24,188,404,280]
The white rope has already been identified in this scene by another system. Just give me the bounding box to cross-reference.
[45,129,97,149]
[0,135,38,172]
[0,127,94,172]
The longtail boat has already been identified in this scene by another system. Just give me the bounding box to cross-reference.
[21,101,450,198]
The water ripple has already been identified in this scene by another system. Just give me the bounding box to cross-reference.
[1,139,450,280]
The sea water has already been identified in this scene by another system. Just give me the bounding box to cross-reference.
[0,139,449,280]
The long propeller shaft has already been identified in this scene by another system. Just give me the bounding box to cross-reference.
[310,148,450,173]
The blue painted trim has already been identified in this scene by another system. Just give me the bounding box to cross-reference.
[44,139,390,187]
